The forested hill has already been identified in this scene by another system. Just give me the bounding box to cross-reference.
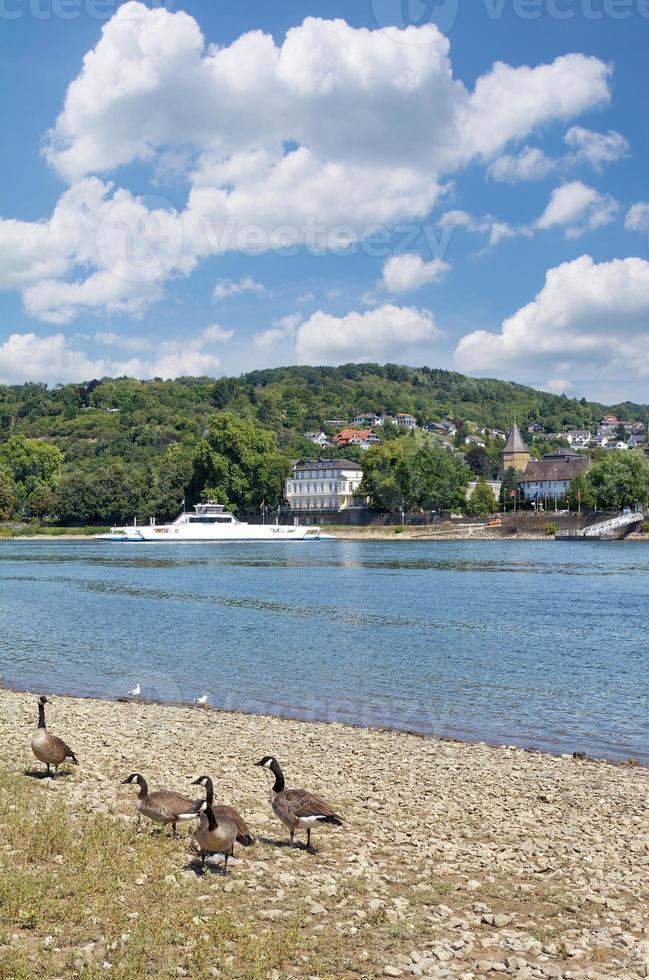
[2,363,648,460]
[0,363,647,524]
[2,363,647,444]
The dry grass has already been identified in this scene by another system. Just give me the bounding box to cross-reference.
[0,772,304,979]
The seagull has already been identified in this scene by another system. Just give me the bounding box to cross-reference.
[127,684,141,698]
[194,694,208,706]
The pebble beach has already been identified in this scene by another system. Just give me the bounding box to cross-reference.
[1,687,648,979]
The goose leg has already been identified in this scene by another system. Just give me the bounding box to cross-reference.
[306,829,312,850]
[136,813,141,831]
[223,853,229,875]
[289,829,295,848]
[172,822,178,838]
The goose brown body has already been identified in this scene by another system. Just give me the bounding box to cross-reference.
[255,756,342,849]
[194,802,237,873]
[122,774,199,835]
[31,697,78,774]
[191,776,254,848]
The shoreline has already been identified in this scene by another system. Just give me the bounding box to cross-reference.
[0,526,649,546]
[1,681,643,769]
[2,685,649,977]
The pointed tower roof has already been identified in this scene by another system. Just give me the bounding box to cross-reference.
[504,423,527,453]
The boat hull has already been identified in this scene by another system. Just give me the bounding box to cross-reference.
[99,526,327,543]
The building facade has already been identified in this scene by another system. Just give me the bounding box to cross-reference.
[519,449,591,502]
[500,423,531,475]
[285,459,366,513]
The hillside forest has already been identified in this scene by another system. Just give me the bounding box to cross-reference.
[0,364,648,524]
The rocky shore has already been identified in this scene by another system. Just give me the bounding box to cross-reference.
[1,688,648,979]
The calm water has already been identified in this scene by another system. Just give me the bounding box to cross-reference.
[0,539,647,762]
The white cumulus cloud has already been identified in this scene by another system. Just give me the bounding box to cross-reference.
[535,181,618,238]
[488,146,557,183]
[455,255,649,388]
[382,254,451,293]
[625,202,649,233]
[212,277,265,301]
[295,304,440,364]
[0,4,614,323]
[564,126,629,171]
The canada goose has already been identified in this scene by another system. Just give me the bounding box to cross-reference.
[127,684,141,698]
[190,776,254,851]
[31,696,79,776]
[121,774,199,836]
[254,756,342,850]
[194,801,237,873]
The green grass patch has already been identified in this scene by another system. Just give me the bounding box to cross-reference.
[0,526,108,538]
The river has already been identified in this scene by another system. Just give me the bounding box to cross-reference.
[0,539,646,761]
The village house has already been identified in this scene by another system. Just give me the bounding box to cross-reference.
[305,430,331,447]
[395,413,417,429]
[519,449,591,502]
[564,430,592,449]
[352,413,383,427]
[465,435,486,449]
[334,427,379,451]
[285,459,366,513]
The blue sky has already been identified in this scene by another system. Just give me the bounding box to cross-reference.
[1,0,648,401]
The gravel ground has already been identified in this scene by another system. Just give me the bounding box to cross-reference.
[1,688,648,979]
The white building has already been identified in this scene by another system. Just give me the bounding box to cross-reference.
[395,413,417,429]
[565,430,592,449]
[285,459,366,513]
[305,430,330,447]
[353,413,382,427]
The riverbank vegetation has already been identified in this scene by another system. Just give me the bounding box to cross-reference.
[0,366,647,524]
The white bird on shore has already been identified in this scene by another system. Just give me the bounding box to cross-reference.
[194,694,208,706]
[127,684,141,698]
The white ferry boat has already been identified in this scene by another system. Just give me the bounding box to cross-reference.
[100,502,327,543]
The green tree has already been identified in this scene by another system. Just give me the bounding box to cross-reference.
[25,483,57,520]
[54,473,95,525]
[360,440,469,513]
[358,440,415,512]
[468,476,498,516]
[500,467,520,508]
[566,472,596,512]
[585,451,649,509]
[193,413,291,510]
[465,444,496,478]
[414,447,471,512]
[0,435,63,497]
[0,469,15,520]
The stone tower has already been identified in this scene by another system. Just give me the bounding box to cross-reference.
[500,423,531,475]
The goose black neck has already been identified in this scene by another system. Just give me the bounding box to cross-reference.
[37,703,46,729]
[137,776,148,798]
[271,760,285,793]
[205,806,217,831]
[204,778,214,806]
